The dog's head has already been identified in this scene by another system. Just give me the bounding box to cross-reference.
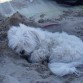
[7,24,38,57]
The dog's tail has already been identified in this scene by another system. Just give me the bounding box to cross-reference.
[48,61,83,76]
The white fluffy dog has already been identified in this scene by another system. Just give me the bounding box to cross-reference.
[7,24,83,76]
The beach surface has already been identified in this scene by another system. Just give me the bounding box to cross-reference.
[0,0,83,83]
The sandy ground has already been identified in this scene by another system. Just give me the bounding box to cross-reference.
[1,1,83,83]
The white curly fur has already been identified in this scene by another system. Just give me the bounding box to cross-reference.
[30,0,33,2]
[7,24,83,76]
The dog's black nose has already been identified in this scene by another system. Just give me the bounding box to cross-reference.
[20,50,25,55]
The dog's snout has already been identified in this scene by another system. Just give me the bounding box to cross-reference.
[20,50,25,55]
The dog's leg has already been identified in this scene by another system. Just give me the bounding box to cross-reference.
[48,62,83,77]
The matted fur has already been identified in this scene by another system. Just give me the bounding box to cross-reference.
[7,24,83,76]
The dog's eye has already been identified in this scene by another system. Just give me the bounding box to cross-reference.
[20,50,25,55]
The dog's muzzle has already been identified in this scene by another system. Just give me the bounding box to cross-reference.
[20,50,25,55]
[20,51,32,63]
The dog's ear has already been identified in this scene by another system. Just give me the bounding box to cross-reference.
[19,23,42,42]
[29,28,45,43]
[30,30,40,43]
